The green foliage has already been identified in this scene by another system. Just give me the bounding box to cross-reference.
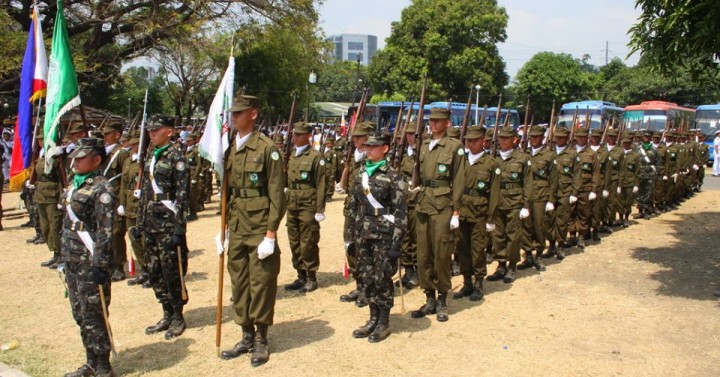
[369,0,509,101]
[102,67,168,121]
[369,93,407,104]
[314,61,368,102]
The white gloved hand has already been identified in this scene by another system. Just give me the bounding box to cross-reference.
[693,164,699,171]
[671,173,678,183]
[450,215,460,230]
[651,166,656,172]
[52,146,65,156]
[257,237,276,260]
[344,242,351,252]
[486,223,496,232]
[314,213,326,222]
[602,190,609,198]
[617,186,622,194]
[632,186,639,194]
[545,202,555,212]
[663,175,668,181]
[569,195,578,204]
[25,181,35,190]
[334,183,346,194]
[117,205,125,216]
[644,156,651,163]
[588,192,597,201]
[519,208,530,219]
[409,186,422,193]
[133,189,141,199]
[191,180,197,184]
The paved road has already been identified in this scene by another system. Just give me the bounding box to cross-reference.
[703,168,720,191]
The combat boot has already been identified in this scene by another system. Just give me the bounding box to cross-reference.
[517,254,534,270]
[556,245,566,261]
[592,230,601,242]
[486,262,507,281]
[352,304,378,338]
[40,251,60,268]
[127,268,148,286]
[300,271,318,293]
[368,307,391,343]
[111,268,126,282]
[250,325,270,367]
[145,304,173,335]
[542,242,556,258]
[164,305,186,339]
[26,234,40,243]
[63,349,96,377]
[503,264,517,284]
[452,275,474,299]
[533,253,546,271]
[566,234,578,247]
[220,325,255,360]
[93,352,114,377]
[284,270,307,291]
[33,234,46,244]
[436,292,449,322]
[355,291,368,307]
[340,280,360,302]
[410,290,436,318]
[404,266,419,289]
[469,278,485,301]
[577,237,586,250]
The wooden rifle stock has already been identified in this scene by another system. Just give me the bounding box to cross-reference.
[547,100,557,148]
[410,77,428,189]
[568,107,579,147]
[283,93,298,171]
[522,95,531,150]
[460,87,473,140]
[339,88,369,191]
[393,99,414,169]
[490,94,503,156]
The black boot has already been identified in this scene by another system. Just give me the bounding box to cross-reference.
[250,325,270,367]
[355,291,368,308]
[411,290,437,318]
[165,304,186,339]
[592,230,601,242]
[436,292,449,322]
[503,264,517,284]
[534,252,546,271]
[486,262,507,281]
[93,352,113,377]
[542,242,556,258]
[452,275,474,299]
[577,236,586,250]
[517,253,534,270]
[340,280,361,302]
[127,268,148,286]
[352,304,378,338]
[40,251,60,268]
[556,245,566,261]
[469,278,485,301]
[111,267,126,282]
[403,266,419,289]
[368,307,391,343]
[145,304,173,335]
[300,271,318,293]
[63,349,96,377]
[33,234,46,244]
[285,270,307,291]
[220,325,255,360]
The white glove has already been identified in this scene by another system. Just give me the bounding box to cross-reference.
[519,208,530,219]
[117,205,125,216]
[632,186,639,193]
[545,202,554,212]
[133,189,141,199]
[25,181,35,190]
[644,156,651,163]
[486,223,495,232]
[651,166,656,172]
[588,192,597,201]
[569,195,578,204]
[314,213,326,222]
[409,186,422,193]
[450,215,460,230]
[344,242,351,252]
[602,190,609,198]
[334,183,346,194]
[191,180,197,184]
[693,164,699,171]
[663,175,668,181]
[52,146,65,156]
[257,237,276,260]
[671,173,678,183]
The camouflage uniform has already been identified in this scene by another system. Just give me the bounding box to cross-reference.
[322,141,338,201]
[184,135,206,218]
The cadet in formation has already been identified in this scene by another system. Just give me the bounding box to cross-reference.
[119,130,148,287]
[31,132,63,268]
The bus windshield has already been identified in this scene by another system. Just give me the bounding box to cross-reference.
[556,109,602,129]
[695,109,720,137]
[624,110,667,131]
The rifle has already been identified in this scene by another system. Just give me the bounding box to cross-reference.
[547,100,557,148]
[282,92,298,170]
[490,94,503,156]
[388,101,405,163]
[133,89,150,194]
[479,105,487,128]
[127,111,141,133]
[522,95,531,150]
[568,107,579,147]
[410,76,428,189]
[28,97,44,185]
[338,88,369,191]
[459,87,473,140]
[600,117,612,145]
[392,99,414,169]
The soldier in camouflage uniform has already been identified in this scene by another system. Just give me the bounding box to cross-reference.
[61,138,116,377]
[31,132,63,268]
[617,134,641,226]
[651,132,666,213]
[284,122,327,293]
[135,116,189,340]
[21,178,43,241]
[636,130,658,219]
[397,125,420,289]
[346,134,406,343]
[184,132,204,221]
[120,130,148,287]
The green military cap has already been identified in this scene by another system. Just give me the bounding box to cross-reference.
[429,108,451,120]
[351,121,375,136]
[292,121,312,134]
[67,122,87,135]
[324,138,335,146]
[554,127,570,137]
[120,132,131,142]
[35,132,44,140]
[364,134,391,146]
[273,133,285,143]
[447,126,460,138]
[68,137,105,159]
[463,126,486,140]
[621,135,632,143]
[605,128,619,137]
[498,125,516,138]
[229,95,260,112]
[529,125,546,137]
[185,132,200,141]
[404,124,416,133]
[575,127,589,137]
[101,121,124,134]
[590,128,603,137]
[642,129,654,137]
[651,131,662,138]
[129,130,141,145]
[484,129,495,141]
[146,115,174,131]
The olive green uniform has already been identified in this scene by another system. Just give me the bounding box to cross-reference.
[34,154,63,261]
[606,143,625,223]
[524,143,558,256]
[399,149,418,269]
[569,145,600,238]
[119,152,144,268]
[102,144,129,276]
[549,142,580,247]
[618,147,641,217]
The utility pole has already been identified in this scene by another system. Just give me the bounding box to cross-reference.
[605,41,609,65]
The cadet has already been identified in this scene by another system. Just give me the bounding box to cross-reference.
[61,138,116,377]
[568,128,600,249]
[617,134,640,226]
[284,121,327,293]
[135,116,189,340]
[411,108,465,322]
[397,124,420,289]
[219,96,286,367]
[695,130,709,190]
[545,127,580,260]
[651,131,667,212]
[32,133,63,268]
[518,125,556,271]
[453,126,496,300]
[101,120,130,282]
[664,132,681,208]
[322,138,337,202]
[636,130,658,218]
[120,131,148,287]
[486,126,531,283]
[184,132,204,221]
[346,133,406,343]
[589,128,609,241]
[605,129,625,225]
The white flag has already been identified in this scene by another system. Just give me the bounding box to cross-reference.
[199,56,234,178]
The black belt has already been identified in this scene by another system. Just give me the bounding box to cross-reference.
[150,193,175,201]
[231,187,267,198]
[289,183,314,190]
[363,207,389,216]
[422,179,450,188]
[500,182,520,189]
[69,221,86,232]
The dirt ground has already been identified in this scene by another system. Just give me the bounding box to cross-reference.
[1,185,719,377]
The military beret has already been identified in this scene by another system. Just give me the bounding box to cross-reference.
[229,95,260,112]
[68,137,105,159]
[364,134,391,146]
[67,122,87,135]
[429,108,451,120]
[575,128,589,137]
[463,126,486,140]
[351,121,375,136]
[447,127,460,138]
[590,128,603,137]
[554,127,570,137]
[498,125,516,138]
[292,122,312,134]
[529,125,546,137]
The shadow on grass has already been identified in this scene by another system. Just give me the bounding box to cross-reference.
[184,304,233,329]
[270,316,335,354]
[115,338,194,375]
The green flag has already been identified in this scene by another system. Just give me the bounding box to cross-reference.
[43,0,80,174]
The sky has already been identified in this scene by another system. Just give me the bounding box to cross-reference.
[317,0,642,81]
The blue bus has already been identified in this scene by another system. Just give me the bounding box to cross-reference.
[347,101,405,131]
[557,100,624,129]
[406,101,520,129]
[695,103,720,164]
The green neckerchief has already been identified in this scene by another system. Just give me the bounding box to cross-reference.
[365,159,387,177]
[641,142,652,151]
[72,171,97,189]
[153,143,171,158]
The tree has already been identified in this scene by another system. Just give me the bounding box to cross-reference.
[628,0,720,80]
[513,52,593,122]
[314,60,368,103]
[368,0,509,101]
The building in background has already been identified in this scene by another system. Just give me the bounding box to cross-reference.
[327,34,377,66]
